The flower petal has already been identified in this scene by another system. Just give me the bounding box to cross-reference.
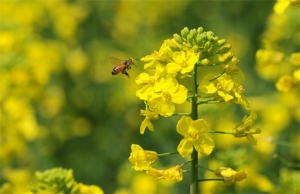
[166,62,183,74]
[176,116,192,136]
[194,135,215,156]
[177,138,194,157]
[136,73,151,84]
[190,119,210,134]
[171,85,188,104]
[140,118,154,135]
[199,74,218,93]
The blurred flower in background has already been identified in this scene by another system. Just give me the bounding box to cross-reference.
[0,0,299,193]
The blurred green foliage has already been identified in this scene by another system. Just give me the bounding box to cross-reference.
[0,0,299,193]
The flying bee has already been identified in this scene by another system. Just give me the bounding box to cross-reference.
[111,58,136,78]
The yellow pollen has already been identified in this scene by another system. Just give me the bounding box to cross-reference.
[216,83,222,89]
[162,92,171,100]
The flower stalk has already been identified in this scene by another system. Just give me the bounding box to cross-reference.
[190,63,199,194]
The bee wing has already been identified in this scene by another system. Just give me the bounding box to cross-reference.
[109,56,123,66]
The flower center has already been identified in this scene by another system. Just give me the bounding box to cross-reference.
[162,91,172,100]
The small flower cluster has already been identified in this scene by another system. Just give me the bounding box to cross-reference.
[129,144,183,182]
[137,27,250,134]
[233,111,262,145]
[29,168,103,194]
[199,73,250,110]
[214,167,247,184]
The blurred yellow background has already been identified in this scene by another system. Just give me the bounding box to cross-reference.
[0,0,299,193]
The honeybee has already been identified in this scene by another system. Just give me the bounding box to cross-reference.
[111,58,136,78]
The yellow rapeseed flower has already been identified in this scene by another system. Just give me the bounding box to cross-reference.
[199,73,251,110]
[255,49,285,66]
[140,103,159,134]
[146,165,183,182]
[148,77,187,117]
[141,41,172,69]
[166,50,200,75]
[232,111,262,145]
[176,116,214,157]
[214,167,247,184]
[128,144,158,171]
[135,64,164,100]
[276,75,298,92]
[74,183,104,194]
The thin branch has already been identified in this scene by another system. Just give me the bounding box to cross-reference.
[196,165,215,172]
[209,130,233,135]
[197,63,222,67]
[273,154,300,168]
[172,113,191,116]
[180,159,193,168]
[197,100,224,105]
[209,70,226,82]
[157,152,179,157]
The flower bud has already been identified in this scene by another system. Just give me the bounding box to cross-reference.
[168,40,181,51]
[196,33,206,45]
[211,36,219,42]
[200,58,210,66]
[217,39,226,46]
[206,45,214,54]
[190,28,197,38]
[192,45,199,52]
[222,52,234,63]
[197,27,204,34]
[204,41,212,51]
[187,34,194,44]
[206,52,233,64]
[206,31,215,41]
[181,27,189,39]
[173,33,183,43]
[218,44,232,54]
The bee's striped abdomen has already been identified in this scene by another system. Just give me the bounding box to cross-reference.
[112,66,122,75]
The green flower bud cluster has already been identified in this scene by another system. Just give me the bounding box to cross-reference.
[31,168,75,194]
[30,168,104,194]
[172,27,234,66]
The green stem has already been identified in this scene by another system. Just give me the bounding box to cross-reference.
[273,154,300,168]
[180,159,193,168]
[172,113,191,116]
[157,152,179,157]
[198,95,213,98]
[272,139,300,149]
[187,95,197,99]
[209,130,233,135]
[209,70,226,82]
[196,165,215,172]
[188,94,214,99]
[261,136,300,149]
[197,63,222,67]
[197,100,224,105]
[190,63,199,194]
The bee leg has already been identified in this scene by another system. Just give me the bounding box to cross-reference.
[122,70,130,78]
